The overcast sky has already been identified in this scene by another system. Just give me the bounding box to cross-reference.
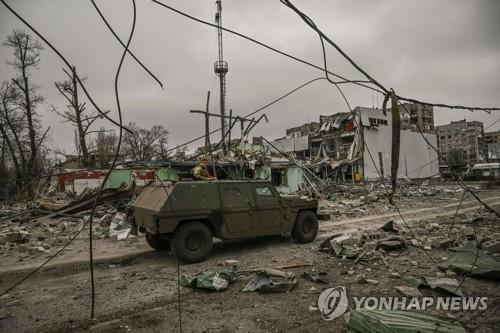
[1,0,499,155]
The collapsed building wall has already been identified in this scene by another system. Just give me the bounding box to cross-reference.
[359,108,439,180]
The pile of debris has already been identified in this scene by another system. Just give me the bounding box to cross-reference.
[319,212,500,269]
[0,184,137,259]
[314,181,465,220]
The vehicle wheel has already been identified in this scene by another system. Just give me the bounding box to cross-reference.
[292,211,318,243]
[145,232,170,251]
[171,222,213,264]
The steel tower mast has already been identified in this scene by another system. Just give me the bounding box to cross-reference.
[214,0,229,154]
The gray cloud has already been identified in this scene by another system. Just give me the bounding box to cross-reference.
[0,0,499,154]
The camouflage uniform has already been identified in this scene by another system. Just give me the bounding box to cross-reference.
[192,165,212,180]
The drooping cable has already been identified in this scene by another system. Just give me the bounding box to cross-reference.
[149,0,500,112]
[90,0,164,89]
[147,0,381,94]
[156,77,329,157]
[0,0,132,133]
[0,1,136,316]
[304,10,440,264]
[86,0,137,318]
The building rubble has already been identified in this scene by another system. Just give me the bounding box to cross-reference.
[0,183,137,259]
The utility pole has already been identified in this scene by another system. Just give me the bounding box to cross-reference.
[190,102,267,161]
[190,92,213,157]
[214,0,229,154]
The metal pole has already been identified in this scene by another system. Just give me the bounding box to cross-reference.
[228,109,232,151]
[205,91,210,158]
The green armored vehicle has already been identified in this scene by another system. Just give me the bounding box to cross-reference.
[132,180,318,263]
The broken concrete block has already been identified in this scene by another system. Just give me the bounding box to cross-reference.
[395,286,421,297]
[414,228,429,236]
[462,227,475,240]
[358,231,389,245]
[427,222,440,231]
[429,236,454,249]
[481,239,500,254]
[377,239,406,251]
[331,234,352,244]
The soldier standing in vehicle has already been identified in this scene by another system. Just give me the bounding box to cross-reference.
[192,158,216,180]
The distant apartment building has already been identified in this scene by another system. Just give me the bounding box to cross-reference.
[485,130,500,162]
[388,103,435,133]
[286,122,319,138]
[437,120,485,166]
[389,103,435,133]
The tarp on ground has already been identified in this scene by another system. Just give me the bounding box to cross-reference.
[437,242,500,280]
[180,269,237,291]
[345,309,466,333]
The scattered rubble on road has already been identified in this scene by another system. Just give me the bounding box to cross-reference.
[242,268,297,293]
[1,181,499,332]
[0,183,137,260]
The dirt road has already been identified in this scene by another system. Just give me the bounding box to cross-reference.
[1,190,499,332]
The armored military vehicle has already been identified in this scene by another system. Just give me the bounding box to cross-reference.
[133,180,318,263]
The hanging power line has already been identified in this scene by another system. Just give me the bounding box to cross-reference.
[0,1,138,321]
[0,1,132,133]
[155,76,330,157]
[149,0,500,112]
[90,0,164,89]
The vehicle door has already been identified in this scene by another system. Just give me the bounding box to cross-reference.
[219,184,256,238]
[253,184,283,234]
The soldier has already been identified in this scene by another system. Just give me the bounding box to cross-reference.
[192,158,216,180]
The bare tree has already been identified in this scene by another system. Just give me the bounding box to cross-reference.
[92,128,118,167]
[122,123,169,160]
[3,29,48,183]
[53,66,104,167]
[0,80,25,181]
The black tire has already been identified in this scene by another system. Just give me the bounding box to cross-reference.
[145,232,170,251]
[171,222,213,264]
[292,211,318,243]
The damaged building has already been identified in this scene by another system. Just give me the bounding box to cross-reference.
[262,104,439,184]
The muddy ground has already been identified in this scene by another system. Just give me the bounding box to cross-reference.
[1,186,500,332]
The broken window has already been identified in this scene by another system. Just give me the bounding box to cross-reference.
[368,117,388,126]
